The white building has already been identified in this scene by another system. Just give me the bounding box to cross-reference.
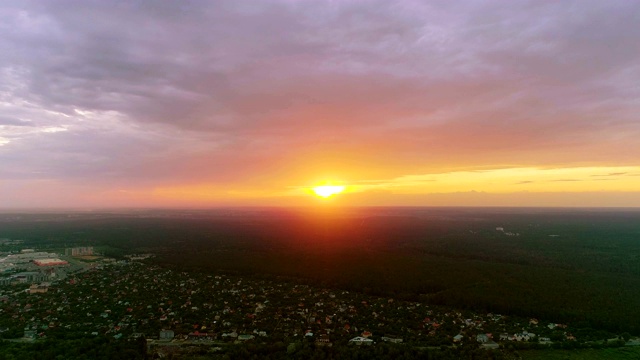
[349,337,373,345]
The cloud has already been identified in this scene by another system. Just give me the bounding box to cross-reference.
[0,0,639,206]
[0,116,32,126]
[591,172,628,177]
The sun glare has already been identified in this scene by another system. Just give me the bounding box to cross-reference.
[312,185,345,198]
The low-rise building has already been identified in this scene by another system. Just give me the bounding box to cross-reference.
[381,336,403,343]
[349,336,373,345]
[28,283,49,294]
[34,259,68,267]
[476,333,490,343]
[159,329,174,340]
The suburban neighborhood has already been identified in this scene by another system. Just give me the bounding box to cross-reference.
[1,247,631,358]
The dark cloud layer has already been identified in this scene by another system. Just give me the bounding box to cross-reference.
[1,0,639,206]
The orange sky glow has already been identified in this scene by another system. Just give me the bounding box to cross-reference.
[1,1,639,208]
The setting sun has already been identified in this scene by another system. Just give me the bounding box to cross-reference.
[312,185,345,198]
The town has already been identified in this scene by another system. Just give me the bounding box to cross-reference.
[1,244,633,359]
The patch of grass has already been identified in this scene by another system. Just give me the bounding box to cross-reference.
[520,347,640,360]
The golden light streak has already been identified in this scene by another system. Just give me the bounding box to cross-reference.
[149,166,640,206]
[346,166,640,194]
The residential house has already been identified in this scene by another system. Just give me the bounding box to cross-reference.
[349,336,373,345]
[159,329,174,340]
[381,336,403,343]
[28,284,49,294]
[315,334,332,347]
[476,334,490,343]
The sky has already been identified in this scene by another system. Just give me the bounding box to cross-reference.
[1,0,639,208]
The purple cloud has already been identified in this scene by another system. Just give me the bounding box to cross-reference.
[1,0,639,206]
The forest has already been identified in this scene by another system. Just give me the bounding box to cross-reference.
[2,207,640,335]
